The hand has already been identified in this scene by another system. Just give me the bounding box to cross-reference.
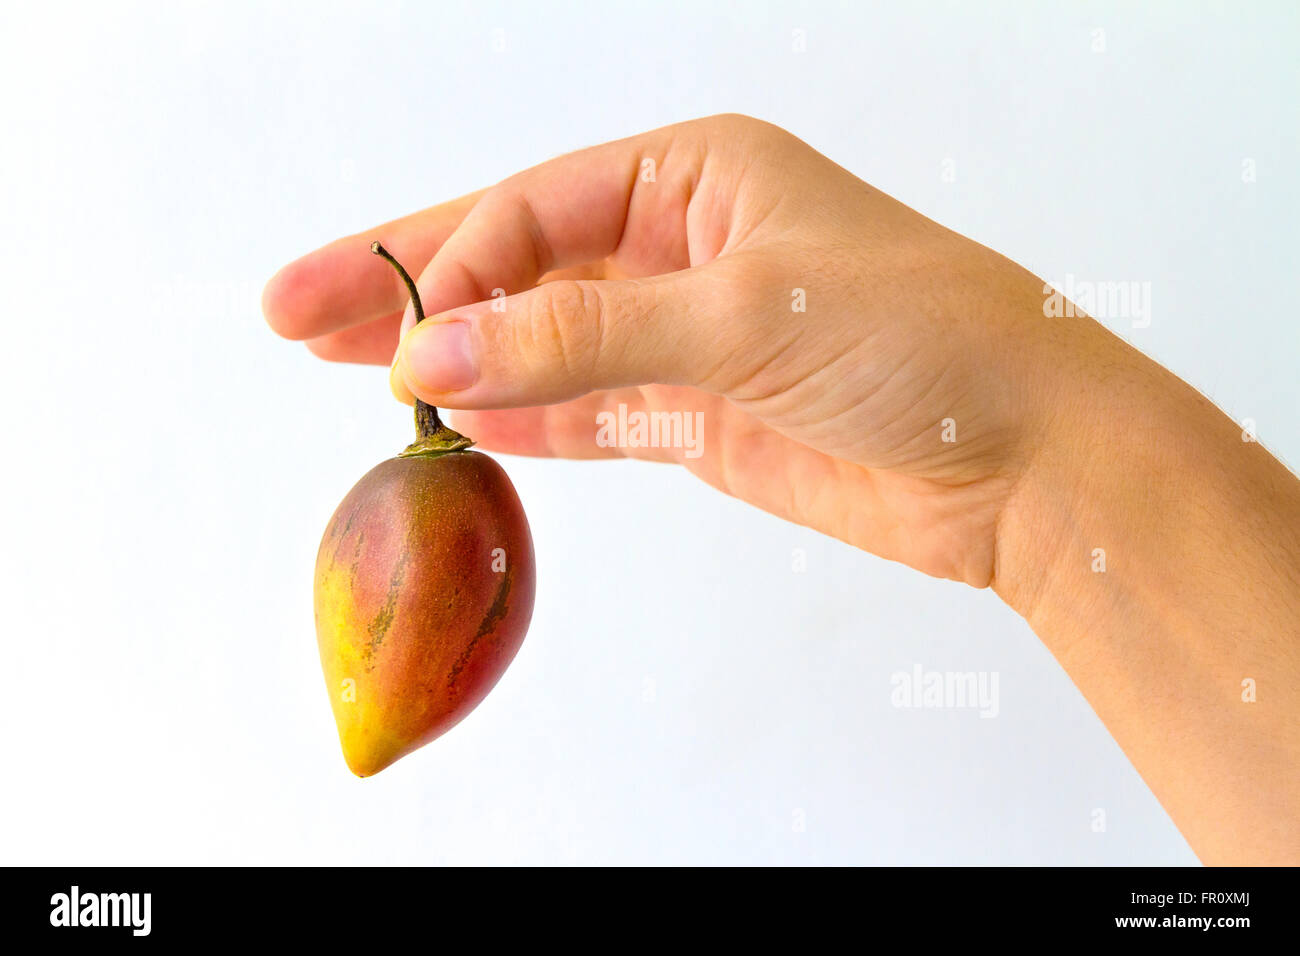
[264,114,1069,590]
[265,114,1300,864]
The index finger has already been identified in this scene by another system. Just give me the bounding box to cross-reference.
[262,189,483,341]
[404,119,703,333]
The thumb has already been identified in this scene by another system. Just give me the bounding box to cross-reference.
[391,267,742,409]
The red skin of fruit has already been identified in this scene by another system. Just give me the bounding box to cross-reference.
[314,451,535,776]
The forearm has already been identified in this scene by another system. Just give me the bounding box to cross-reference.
[995,321,1300,864]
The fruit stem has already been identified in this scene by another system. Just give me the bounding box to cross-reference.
[371,241,474,457]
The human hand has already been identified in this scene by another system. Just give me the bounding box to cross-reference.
[264,114,1075,591]
[265,115,1300,864]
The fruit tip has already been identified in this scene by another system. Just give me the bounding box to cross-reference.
[346,759,380,779]
[341,738,405,778]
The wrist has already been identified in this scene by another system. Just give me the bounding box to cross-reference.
[989,318,1300,863]
[991,322,1240,644]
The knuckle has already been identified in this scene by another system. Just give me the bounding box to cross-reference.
[484,184,552,270]
[444,253,495,303]
[719,256,780,327]
[703,112,789,146]
[523,279,606,380]
[696,259,794,396]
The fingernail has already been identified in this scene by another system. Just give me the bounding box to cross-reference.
[389,355,415,405]
[402,320,477,392]
[389,325,415,404]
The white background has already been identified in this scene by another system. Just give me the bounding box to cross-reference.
[2,1,1296,864]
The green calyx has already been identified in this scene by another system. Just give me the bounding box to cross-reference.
[399,422,475,460]
[371,241,474,458]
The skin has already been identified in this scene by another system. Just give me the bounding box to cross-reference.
[315,452,535,777]
[265,115,1300,862]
